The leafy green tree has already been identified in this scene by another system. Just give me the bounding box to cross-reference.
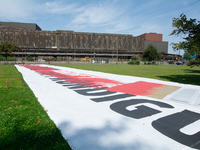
[0,55,6,61]
[183,51,191,60]
[170,13,200,59]
[0,41,18,61]
[142,44,161,61]
[131,55,140,61]
[26,55,34,61]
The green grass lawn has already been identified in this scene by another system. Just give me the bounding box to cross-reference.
[0,65,71,150]
[56,64,200,86]
[0,63,199,149]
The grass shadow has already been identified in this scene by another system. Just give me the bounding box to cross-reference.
[0,87,72,150]
[0,122,71,150]
[157,74,200,86]
[0,65,71,150]
[182,69,200,74]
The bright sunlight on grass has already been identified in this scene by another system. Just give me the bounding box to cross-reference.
[1,63,199,149]
[56,64,200,86]
[0,65,71,149]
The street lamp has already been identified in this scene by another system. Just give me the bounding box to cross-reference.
[25,51,26,61]
[93,52,96,63]
[73,35,76,62]
[116,37,118,64]
[34,51,35,61]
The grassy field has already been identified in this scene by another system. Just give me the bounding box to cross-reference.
[0,63,199,149]
[57,64,200,86]
[0,65,71,150]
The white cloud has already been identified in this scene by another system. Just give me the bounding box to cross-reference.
[67,1,135,33]
[0,0,163,33]
[71,3,125,25]
[40,1,81,14]
[0,0,35,21]
[0,0,82,22]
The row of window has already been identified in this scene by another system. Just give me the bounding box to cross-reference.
[0,30,144,51]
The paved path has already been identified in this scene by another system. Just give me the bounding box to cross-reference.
[16,64,200,150]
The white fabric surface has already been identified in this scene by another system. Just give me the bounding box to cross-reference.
[15,64,200,150]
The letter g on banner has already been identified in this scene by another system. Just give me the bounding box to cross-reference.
[152,110,200,149]
[110,99,174,119]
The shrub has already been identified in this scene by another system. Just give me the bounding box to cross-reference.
[0,41,18,60]
[0,55,6,61]
[128,60,140,65]
[128,60,135,65]
[187,59,200,66]
[26,55,34,61]
[135,61,140,65]
[148,62,151,65]
[7,57,16,61]
[0,56,16,61]
[131,55,140,61]
[144,62,146,65]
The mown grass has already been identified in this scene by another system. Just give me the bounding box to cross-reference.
[57,64,200,86]
[1,64,199,149]
[0,65,71,150]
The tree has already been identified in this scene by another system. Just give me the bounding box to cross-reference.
[131,55,140,61]
[183,51,191,60]
[142,44,161,61]
[0,41,18,61]
[26,55,34,61]
[170,14,200,59]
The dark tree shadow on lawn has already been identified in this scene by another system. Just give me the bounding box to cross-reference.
[0,122,71,150]
[157,74,200,86]
[0,119,155,150]
[182,69,200,74]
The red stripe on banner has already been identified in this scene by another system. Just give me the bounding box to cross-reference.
[19,65,164,95]
[19,65,123,89]
[106,81,164,95]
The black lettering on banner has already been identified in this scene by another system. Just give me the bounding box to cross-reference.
[34,69,200,148]
[55,80,84,89]
[60,78,72,80]
[152,110,200,149]
[110,99,174,119]
[62,84,76,87]
[91,94,135,102]
[56,81,84,88]
[38,73,44,76]
[49,78,63,81]
[68,85,87,89]
[55,80,97,89]
[56,81,71,84]
[74,88,115,96]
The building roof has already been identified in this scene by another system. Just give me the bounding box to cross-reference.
[0,21,42,31]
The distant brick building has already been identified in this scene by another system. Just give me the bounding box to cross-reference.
[0,21,173,59]
[138,33,162,41]
[138,33,168,53]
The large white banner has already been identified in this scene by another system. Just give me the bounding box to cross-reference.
[15,64,200,150]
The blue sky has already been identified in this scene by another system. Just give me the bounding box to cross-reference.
[0,0,200,55]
